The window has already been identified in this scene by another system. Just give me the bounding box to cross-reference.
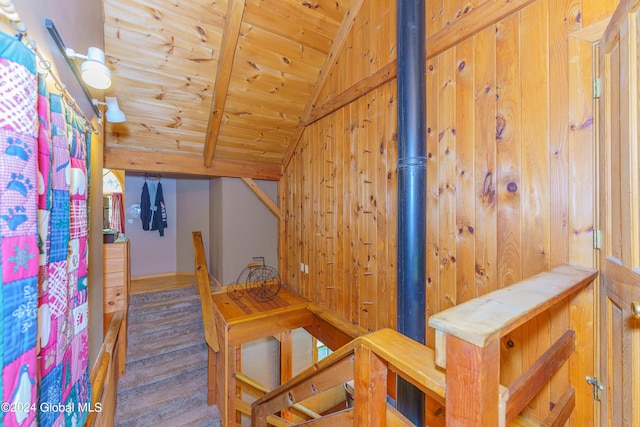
[103,169,124,231]
[314,338,332,362]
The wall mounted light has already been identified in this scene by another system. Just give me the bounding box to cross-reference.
[93,97,126,123]
[45,18,101,117]
[65,47,111,90]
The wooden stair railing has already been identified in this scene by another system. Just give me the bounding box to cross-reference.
[251,328,446,427]
[192,231,220,405]
[87,311,124,427]
[238,372,320,420]
[252,264,597,426]
[429,263,596,426]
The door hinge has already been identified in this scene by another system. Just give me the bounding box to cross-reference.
[586,376,604,401]
[593,229,601,250]
[593,78,602,98]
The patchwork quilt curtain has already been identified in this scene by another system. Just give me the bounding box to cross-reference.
[0,30,91,426]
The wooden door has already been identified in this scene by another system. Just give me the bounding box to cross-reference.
[599,0,640,425]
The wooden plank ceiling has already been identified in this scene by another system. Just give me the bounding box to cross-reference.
[102,0,357,180]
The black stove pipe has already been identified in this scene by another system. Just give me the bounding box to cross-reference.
[396,0,427,424]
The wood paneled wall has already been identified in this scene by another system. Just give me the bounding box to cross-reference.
[281,80,399,332]
[281,3,398,333]
[281,0,617,423]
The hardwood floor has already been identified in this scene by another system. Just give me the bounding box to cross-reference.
[130,273,196,294]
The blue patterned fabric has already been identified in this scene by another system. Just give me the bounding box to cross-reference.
[1,30,91,427]
[0,30,38,427]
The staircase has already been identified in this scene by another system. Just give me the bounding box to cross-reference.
[251,264,598,427]
[114,287,220,427]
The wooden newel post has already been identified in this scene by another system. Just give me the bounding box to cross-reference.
[251,402,268,427]
[354,345,388,427]
[445,335,500,426]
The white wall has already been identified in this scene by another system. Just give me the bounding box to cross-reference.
[176,178,210,273]
[210,177,278,286]
[209,178,223,282]
[124,176,178,276]
[124,175,211,277]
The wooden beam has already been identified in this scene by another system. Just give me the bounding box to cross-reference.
[228,306,315,346]
[426,0,537,59]
[236,372,322,420]
[362,328,446,404]
[353,345,388,427]
[241,177,281,219]
[305,60,397,126]
[203,0,246,167]
[445,335,500,426]
[280,331,294,421]
[281,0,365,171]
[542,387,575,427]
[294,409,353,426]
[252,347,356,422]
[104,147,281,180]
[386,404,416,427]
[237,398,294,427]
[506,330,575,422]
[293,384,347,417]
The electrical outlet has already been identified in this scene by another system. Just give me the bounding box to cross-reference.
[300,262,305,272]
[305,264,309,274]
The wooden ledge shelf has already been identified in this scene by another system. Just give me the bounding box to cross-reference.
[429,264,597,351]
[428,263,597,426]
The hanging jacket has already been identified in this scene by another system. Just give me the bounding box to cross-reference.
[150,182,168,236]
[140,182,151,230]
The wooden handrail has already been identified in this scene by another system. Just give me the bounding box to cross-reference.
[305,303,369,350]
[429,264,597,351]
[86,311,124,427]
[236,372,323,420]
[251,328,446,426]
[360,329,445,404]
[252,264,595,426]
[429,264,596,426]
[192,231,220,353]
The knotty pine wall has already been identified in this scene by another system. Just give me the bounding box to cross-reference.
[281,0,617,424]
[281,1,398,334]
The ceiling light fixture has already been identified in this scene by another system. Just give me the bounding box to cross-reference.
[65,47,112,90]
[93,97,126,123]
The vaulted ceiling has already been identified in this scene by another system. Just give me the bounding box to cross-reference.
[101,0,361,180]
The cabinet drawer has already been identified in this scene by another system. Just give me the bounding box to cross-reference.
[104,243,126,259]
[104,271,125,287]
[104,257,125,274]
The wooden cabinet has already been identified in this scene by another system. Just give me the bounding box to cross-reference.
[103,239,130,314]
[103,239,130,375]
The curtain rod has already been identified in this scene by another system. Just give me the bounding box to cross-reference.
[0,1,99,133]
